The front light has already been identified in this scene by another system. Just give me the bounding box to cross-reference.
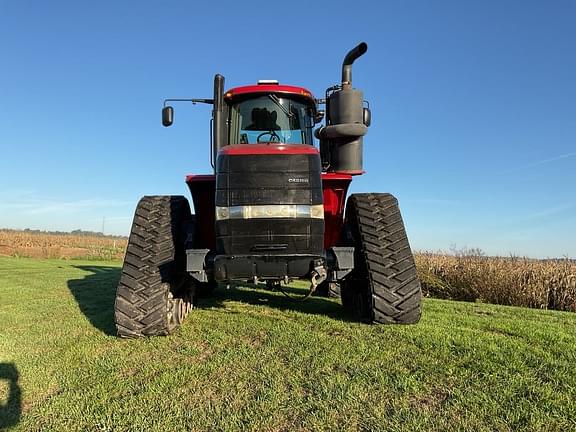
[215,204,324,220]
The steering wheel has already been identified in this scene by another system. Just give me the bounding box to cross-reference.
[257,131,281,143]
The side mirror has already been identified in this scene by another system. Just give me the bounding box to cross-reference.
[314,110,325,124]
[162,106,174,127]
[363,107,371,127]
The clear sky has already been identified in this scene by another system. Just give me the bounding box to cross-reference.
[1,1,575,258]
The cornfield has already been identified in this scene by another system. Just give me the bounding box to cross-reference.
[0,229,127,261]
[416,252,576,312]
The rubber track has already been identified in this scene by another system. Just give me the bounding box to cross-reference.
[114,195,191,337]
[344,193,422,324]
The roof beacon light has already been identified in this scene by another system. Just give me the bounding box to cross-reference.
[257,79,279,85]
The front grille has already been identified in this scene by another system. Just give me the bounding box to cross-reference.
[215,152,324,255]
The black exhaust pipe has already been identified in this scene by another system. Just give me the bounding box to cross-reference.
[341,42,368,87]
[213,74,225,167]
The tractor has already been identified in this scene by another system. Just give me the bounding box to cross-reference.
[114,42,422,337]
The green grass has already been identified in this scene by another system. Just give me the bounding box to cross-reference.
[1,257,575,431]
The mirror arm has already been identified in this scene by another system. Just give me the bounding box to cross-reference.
[163,98,214,107]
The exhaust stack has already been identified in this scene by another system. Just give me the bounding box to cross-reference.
[317,42,370,174]
[341,42,368,88]
[212,74,226,167]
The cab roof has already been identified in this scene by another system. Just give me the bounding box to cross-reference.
[224,83,316,103]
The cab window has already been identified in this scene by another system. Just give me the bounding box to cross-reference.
[229,95,314,145]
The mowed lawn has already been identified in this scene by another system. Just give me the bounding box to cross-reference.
[0,257,575,431]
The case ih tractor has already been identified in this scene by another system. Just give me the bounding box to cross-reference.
[114,42,422,338]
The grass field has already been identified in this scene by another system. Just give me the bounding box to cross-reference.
[1,257,576,431]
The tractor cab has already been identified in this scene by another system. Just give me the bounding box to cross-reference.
[224,82,318,145]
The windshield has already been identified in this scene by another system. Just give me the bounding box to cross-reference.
[229,95,314,145]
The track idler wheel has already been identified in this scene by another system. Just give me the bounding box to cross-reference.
[168,288,194,328]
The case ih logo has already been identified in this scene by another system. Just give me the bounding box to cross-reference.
[288,177,309,183]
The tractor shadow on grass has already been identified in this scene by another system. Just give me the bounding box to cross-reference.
[67,265,352,335]
[200,282,353,323]
[0,362,21,429]
[67,265,121,336]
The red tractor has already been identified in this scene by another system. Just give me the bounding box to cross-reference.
[114,42,422,337]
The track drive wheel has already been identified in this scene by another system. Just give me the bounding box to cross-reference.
[341,193,422,324]
[114,196,195,338]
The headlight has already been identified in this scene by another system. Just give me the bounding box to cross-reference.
[215,204,324,220]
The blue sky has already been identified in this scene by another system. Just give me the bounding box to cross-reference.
[1,1,574,258]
